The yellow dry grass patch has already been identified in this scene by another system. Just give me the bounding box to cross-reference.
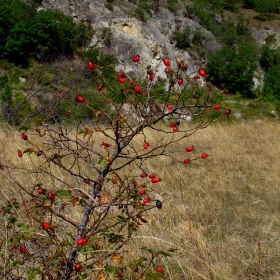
[0,119,280,279]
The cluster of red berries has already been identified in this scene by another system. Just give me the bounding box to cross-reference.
[183,145,209,163]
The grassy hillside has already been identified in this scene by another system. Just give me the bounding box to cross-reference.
[1,120,279,279]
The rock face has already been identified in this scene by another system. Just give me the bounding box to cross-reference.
[41,0,221,79]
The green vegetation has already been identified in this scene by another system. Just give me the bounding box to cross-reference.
[188,0,280,13]
[167,0,178,13]
[0,0,93,65]
[207,40,258,97]
[134,0,153,22]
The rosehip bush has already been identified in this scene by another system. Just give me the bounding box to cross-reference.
[0,54,230,279]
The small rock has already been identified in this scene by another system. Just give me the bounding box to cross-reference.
[233,112,242,119]
[19,77,26,83]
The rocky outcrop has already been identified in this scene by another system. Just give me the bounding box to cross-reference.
[41,0,221,80]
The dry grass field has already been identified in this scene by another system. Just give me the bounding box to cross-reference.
[1,119,280,279]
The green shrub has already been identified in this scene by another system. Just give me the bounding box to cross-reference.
[134,0,152,22]
[260,35,280,71]
[167,0,178,13]
[254,0,280,13]
[173,27,192,49]
[262,64,280,101]
[207,40,258,97]
[99,27,112,47]
[135,7,148,22]
[38,72,56,86]
[0,0,93,64]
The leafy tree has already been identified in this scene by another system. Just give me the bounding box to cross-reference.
[254,0,280,13]
[263,64,280,101]
[260,35,280,101]
[260,35,280,71]
[242,0,256,9]
[0,0,93,64]
[207,40,258,97]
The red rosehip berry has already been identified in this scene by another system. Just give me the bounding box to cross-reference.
[48,192,55,200]
[183,158,190,164]
[118,77,125,83]
[140,173,147,178]
[213,104,221,110]
[37,187,44,194]
[20,247,27,253]
[131,55,140,62]
[165,67,170,73]
[77,238,87,245]
[201,153,209,159]
[76,95,85,103]
[117,71,126,78]
[167,104,173,110]
[101,142,110,148]
[143,197,151,204]
[185,146,194,152]
[139,189,146,195]
[74,264,82,272]
[157,266,163,273]
[129,79,134,85]
[149,173,156,179]
[97,84,103,92]
[163,58,170,66]
[149,73,154,81]
[178,77,183,85]
[18,149,23,157]
[177,61,184,68]
[151,177,161,183]
[21,133,28,140]
[87,61,95,70]
[112,179,118,184]
[42,222,50,229]
[173,126,178,132]
[143,143,149,149]
[134,85,141,93]
[225,108,231,116]
[198,68,206,77]
[169,123,176,127]
[84,179,90,185]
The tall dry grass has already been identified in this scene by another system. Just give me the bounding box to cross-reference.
[1,119,280,279]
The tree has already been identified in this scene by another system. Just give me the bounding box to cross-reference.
[0,55,230,279]
[207,40,258,97]
[0,0,93,64]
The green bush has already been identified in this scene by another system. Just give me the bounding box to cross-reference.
[242,0,256,9]
[0,0,93,64]
[260,35,280,71]
[167,0,178,13]
[134,0,152,22]
[173,27,192,49]
[207,40,258,97]
[254,0,280,13]
[263,64,280,101]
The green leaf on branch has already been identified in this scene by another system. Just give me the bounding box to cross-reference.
[141,247,153,253]
[23,148,36,154]
[105,266,119,274]
[158,250,172,258]
[56,190,71,196]
[11,260,21,267]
